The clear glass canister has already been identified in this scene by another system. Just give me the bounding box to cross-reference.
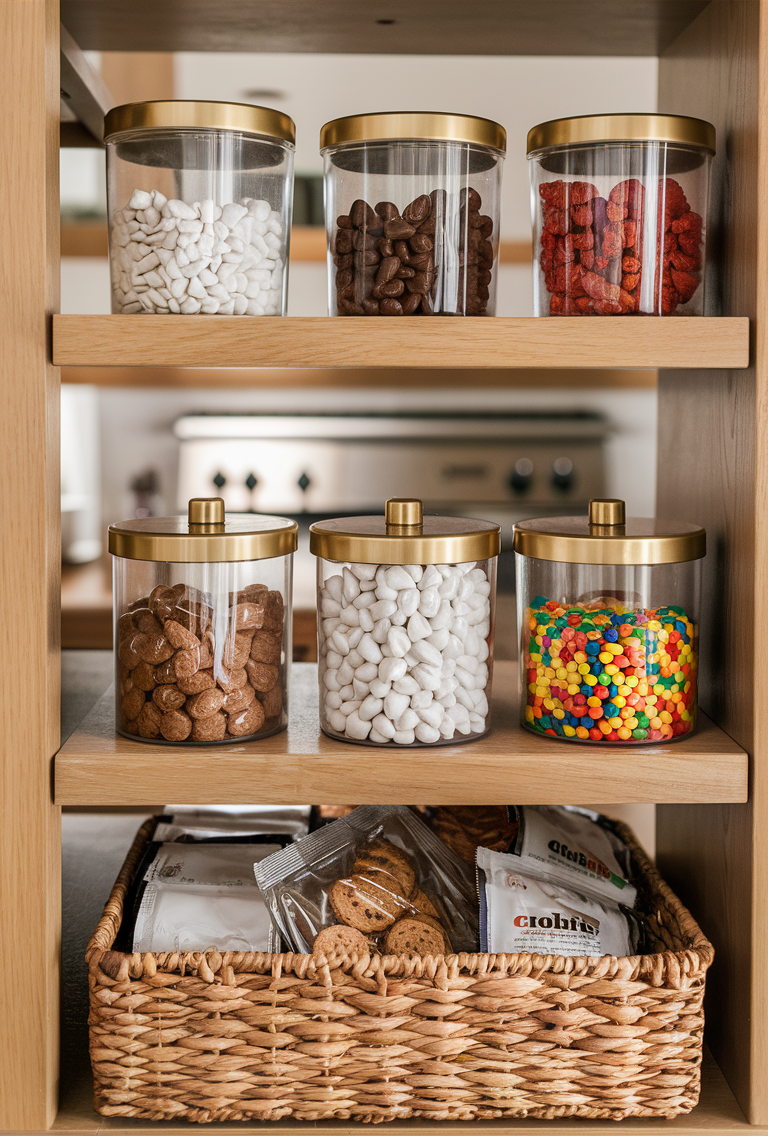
[310,498,500,746]
[320,113,506,316]
[109,498,297,744]
[514,499,705,745]
[104,101,295,316]
[527,114,715,316]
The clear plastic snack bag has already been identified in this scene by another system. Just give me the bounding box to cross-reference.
[477,845,642,958]
[506,805,636,906]
[255,804,478,956]
[154,805,311,842]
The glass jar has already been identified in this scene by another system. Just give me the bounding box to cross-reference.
[104,101,295,316]
[514,499,705,745]
[320,113,506,317]
[527,114,715,316]
[310,498,500,746]
[109,498,297,744]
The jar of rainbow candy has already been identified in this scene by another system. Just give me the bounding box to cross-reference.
[513,499,705,745]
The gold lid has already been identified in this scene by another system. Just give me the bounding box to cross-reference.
[104,101,296,146]
[320,112,506,153]
[513,499,705,566]
[310,498,500,565]
[527,113,716,155]
[109,498,298,563]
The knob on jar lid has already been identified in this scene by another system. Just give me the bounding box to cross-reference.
[108,498,297,563]
[309,498,500,565]
[513,499,705,566]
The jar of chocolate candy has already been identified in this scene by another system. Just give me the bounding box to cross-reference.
[320,112,506,316]
[527,113,714,316]
[110,498,297,744]
[514,499,705,744]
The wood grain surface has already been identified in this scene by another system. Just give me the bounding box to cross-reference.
[654,0,764,1123]
[59,0,708,56]
[0,1,61,1129]
[52,314,749,370]
[54,661,746,807]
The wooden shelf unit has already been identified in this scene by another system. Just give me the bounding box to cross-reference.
[54,661,748,807]
[2,1,768,1133]
[52,314,749,370]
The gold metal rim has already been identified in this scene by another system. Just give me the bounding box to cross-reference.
[527,113,716,156]
[109,515,298,563]
[513,522,706,566]
[320,112,506,153]
[309,520,501,565]
[104,101,296,146]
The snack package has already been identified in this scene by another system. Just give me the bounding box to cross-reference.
[477,846,641,958]
[430,806,518,863]
[154,805,310,842]
[255,805,478,955]
[126,842,282,953]
[506,805,636,906]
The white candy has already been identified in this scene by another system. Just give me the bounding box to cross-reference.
[111,191,286,314]
[320,558,492,745]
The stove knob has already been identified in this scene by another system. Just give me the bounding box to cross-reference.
[509,458,534,494]
[297,472,311,493]
[212,471,226,489]
[552,457,574,492]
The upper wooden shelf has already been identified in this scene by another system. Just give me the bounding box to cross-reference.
[55,661,747,807]
[60,0,709,56]
[52,315,749,371]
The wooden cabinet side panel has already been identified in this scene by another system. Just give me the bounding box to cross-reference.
[657,0,765,1123]
[0,1,61,1129]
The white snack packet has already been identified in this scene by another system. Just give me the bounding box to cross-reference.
[477,846,641,958]
[507,806,636,906]
[131,842,278,953]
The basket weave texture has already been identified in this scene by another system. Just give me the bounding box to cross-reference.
[86,817,713,1124]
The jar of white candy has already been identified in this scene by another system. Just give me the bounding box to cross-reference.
[104,101,295,316]
[309,499,500,747]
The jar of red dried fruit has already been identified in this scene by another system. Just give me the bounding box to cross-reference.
[527,114,714,317]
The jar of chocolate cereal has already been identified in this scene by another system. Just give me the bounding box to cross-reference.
[109,498,297,744]
[320,112,506,316]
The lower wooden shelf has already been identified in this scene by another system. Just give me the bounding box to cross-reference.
[49,1047,758,1134]
[54,661,747,806]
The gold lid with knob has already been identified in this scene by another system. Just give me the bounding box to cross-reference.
[108,498,298,563]
[513,498,705,566]
[309,497,500,565]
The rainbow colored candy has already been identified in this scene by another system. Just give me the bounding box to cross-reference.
[523,596,697,744]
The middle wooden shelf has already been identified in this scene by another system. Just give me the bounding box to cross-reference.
[52,314,749,370]
[55,660,748,806]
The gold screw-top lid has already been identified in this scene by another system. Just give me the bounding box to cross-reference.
[513,500,705,566]
[188,497,225,526]
[386,498,423,527]
[310,498,500,565]
[109,498,298,563]
[320,111,506,153]
[589,498,626,527]
[526,113,715,155]
[104,100,296,145]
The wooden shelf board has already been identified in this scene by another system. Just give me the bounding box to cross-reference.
[54,661,747,807]
[60,365,658,389]
[49,1047,759,1134]
[52,315,749,371]
[58,1,709,57]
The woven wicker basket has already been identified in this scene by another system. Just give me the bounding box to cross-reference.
[86,816,713,1124]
